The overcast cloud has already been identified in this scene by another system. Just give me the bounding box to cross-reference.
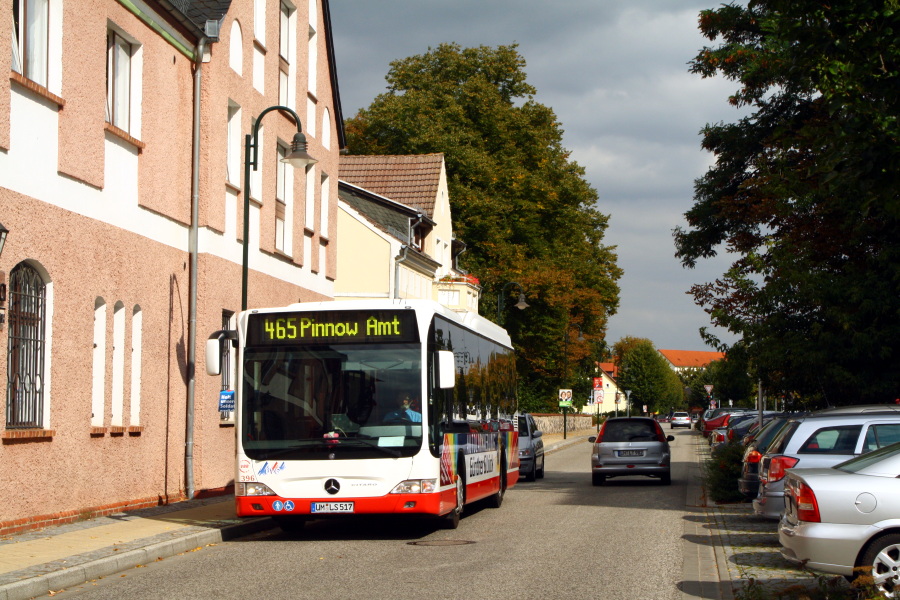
[329,1,742,351]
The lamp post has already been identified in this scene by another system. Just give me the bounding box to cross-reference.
[496,281,528,323]
[242,106,317,311]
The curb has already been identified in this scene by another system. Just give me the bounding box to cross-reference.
[0,517,275,600]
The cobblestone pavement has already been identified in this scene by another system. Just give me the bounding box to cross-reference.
[697,444,854,599]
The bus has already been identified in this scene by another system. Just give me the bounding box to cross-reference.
[205,299,519,530]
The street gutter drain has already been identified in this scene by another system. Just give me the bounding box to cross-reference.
[407,540,476,547]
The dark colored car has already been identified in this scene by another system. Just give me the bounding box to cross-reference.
[588,417,674,486]
[738,415,795,498]
[702,409,755,438]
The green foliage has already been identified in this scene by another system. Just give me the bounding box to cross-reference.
[701,441,746,503]
[676,0,900,402]
[344,43,622,402]
[614,337,680,414]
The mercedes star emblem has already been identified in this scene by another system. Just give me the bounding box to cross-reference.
[324,479,340,495]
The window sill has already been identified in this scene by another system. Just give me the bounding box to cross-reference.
[104,123,146,152]
[90,427,107,437]
[225,181,241,194]
[253,38,267,53]
[2,429,55,441]
[128,426,143,436]
[10,71,65,108]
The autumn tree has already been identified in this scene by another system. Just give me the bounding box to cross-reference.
[676,0,900,403]
[345,43,622,402]
[614,338,681,414]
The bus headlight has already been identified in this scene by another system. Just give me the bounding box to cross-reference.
[391,479,437,494]
[238,482,276,496]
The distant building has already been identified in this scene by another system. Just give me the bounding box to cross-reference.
[336,154,479,313]
[657,349,725,372]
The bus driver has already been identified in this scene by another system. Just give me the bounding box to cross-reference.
[384,393,422,423]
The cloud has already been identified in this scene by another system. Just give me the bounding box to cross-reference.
[329,0,743,351]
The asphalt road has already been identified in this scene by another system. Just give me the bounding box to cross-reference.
[46,431,697,600]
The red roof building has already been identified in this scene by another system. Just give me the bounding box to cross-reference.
[657,349,725,371]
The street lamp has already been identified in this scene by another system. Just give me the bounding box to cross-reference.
[496,281,528,323]
[241,106,317,311]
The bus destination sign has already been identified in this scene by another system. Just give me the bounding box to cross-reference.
[247,310,419,345]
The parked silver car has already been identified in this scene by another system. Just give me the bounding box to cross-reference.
[754,412,900,519]
[779,441,900,597]
[517,413,544,481]
[589,417,674,486]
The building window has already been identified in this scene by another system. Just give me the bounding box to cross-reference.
[91,297,106,427]
[253,0,265,44]
[229,20,243,75]
[106,30,133,133]
[11,0,49,86]
[279,2,292,106]
[226,101,241,186]
[6,263,47,429]
[319,172,329,235]
[304,163,315,230]
[130,305,142,425]
[111,301,125,427]
[275,144,288,252]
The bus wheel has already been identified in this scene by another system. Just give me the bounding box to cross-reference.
[443,476,464,529]
[488,465,506,508]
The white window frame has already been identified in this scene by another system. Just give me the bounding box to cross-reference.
[12,0,49,86]
[226,101,242,186]
[106,30,132,132]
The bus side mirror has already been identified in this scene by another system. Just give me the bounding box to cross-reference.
[205,338,221,376]
[437,350,455,389]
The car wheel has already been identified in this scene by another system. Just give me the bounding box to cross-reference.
[660,472,672,485]
[536,455,545,479]
[592,472,605,486]
[526,458,537,481]
[858,533,900,597]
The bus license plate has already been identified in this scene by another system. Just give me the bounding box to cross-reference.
[311,502,354,513]
[618,450,644,457]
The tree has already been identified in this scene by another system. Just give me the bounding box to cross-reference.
[614,338,678,415]
[345,43,622,402]
[675,0,900,403]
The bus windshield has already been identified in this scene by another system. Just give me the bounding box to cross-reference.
[241,343,422,460]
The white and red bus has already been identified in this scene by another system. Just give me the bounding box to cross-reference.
[206,299,519,531]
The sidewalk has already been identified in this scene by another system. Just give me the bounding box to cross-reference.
[0,430,827,600]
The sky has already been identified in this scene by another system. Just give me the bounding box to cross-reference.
[328,1,743,352]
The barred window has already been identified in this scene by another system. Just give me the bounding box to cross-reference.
[6,263,47,428]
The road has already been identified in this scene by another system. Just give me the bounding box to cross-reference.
[46,430,697,600]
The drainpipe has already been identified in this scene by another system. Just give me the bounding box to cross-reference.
[394,245,409,299]
[185,37,208,501]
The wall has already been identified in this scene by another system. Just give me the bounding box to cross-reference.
[531,413,594,434]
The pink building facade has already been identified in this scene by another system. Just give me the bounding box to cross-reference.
[0,0,344,533]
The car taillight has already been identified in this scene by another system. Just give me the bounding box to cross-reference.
[654,423,667,443]
[789,479,821,523]
[767,456,799,482]
[744,449,762,464]
[594,422,607,444]
[727,429,736,441]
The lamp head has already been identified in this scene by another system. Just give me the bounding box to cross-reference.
[514,293,529,311]
[282,132,318,167]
